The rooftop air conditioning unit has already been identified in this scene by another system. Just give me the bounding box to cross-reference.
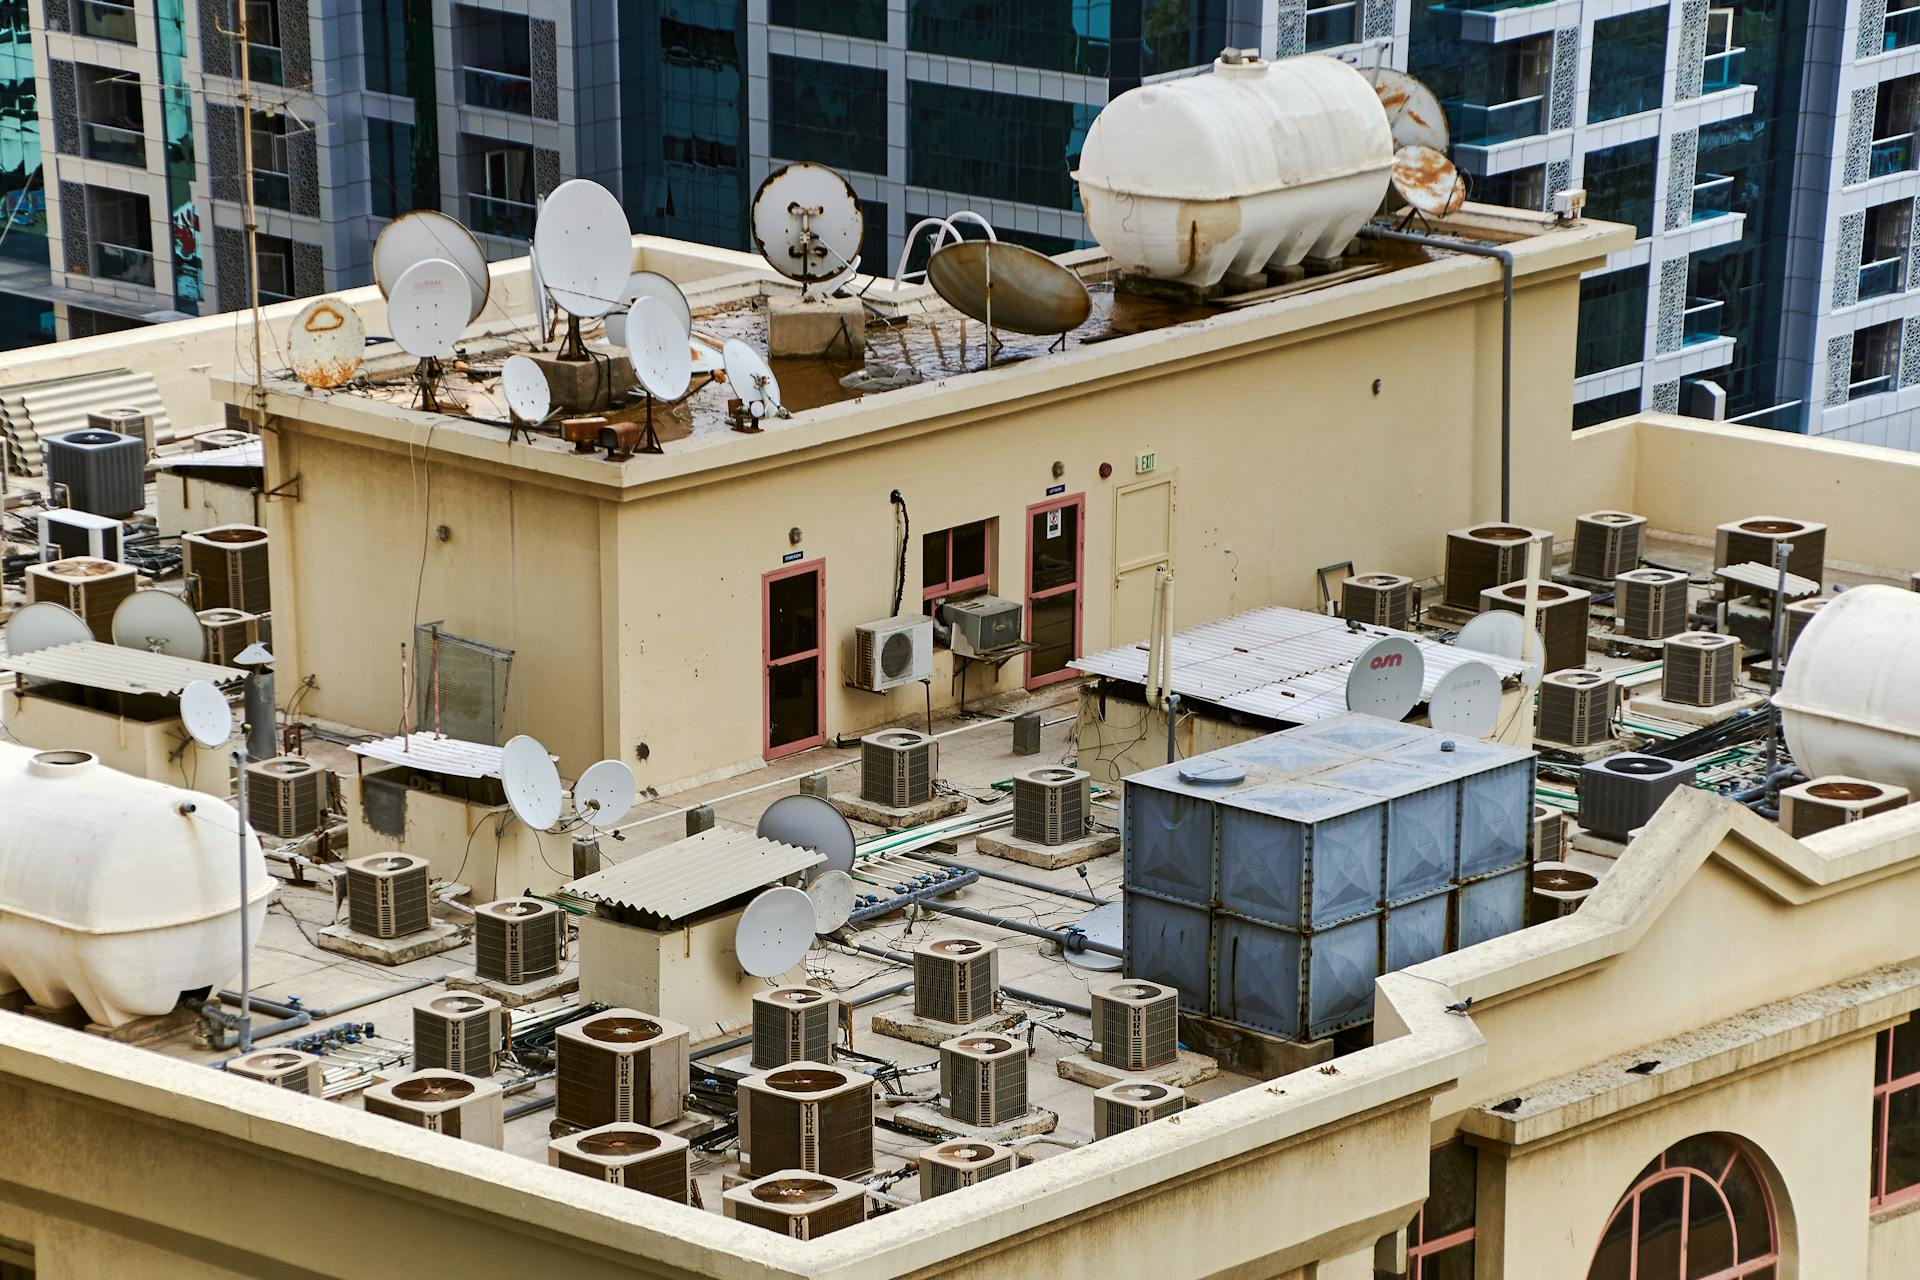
[738,1061,874,1179]
[1443,524,1553,610]
[86,406,155,452]
[860,729,937,808]
[196,427,255,451]
[920,1140,1017,1198]
[244,756,329,840]
[37,508,122,562]
[555,1010,690,1130]
[199,608,261,667]
[25,556,136,641]
[343,853,432,939]
[939,1033,1028,1127]
[1528,861,1599,924]
[1531,804,1565,865]
[752,986,841,1070]
[724,1171,868,1238]
[183,524,271,613]
[1615,568,1690,641]
[1093,1079,1186,1139]
[412,992,506,1077]
[1341,573,1414,629]
[1480,579,1593,675]
[363,1070,504,1147]
[1715,516,1826,587]
[1571,511,1646,581]
[547,1124,690,1201]
[226,1048,323,1093]
[1092,980,1179,1071]
[1778,777,1910,838]
[473,897,565,985]
[850,615,934,692]
[944,595,1023,657]
[913,936,998,1025]
[1535,669,1615,748]
[1010,765,1090,845]
[1578,753,1695,840]
[1661,633,1740,707]
[44,429,146,517]
[1782,598,1827,662]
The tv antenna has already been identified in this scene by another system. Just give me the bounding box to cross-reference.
[751,162,864,299]
[388,258,469,412]
[627,296,692,455]
[926,240,1091,364]
[1346,636,1425,721]
[722,339,785,431]
[734,885,817,977]
[111,590,208,661]
[289,296,365,389]
[532,179,632,359]
[501,734,564,830]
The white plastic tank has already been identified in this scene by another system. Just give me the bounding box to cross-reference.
[1776,585,1920,793]
[1073,51,1394,289]
[0,743,269,1027]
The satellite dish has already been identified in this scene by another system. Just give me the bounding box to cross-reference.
[3,601,91,654]
[1391,145,1469,222]
[722,339,783,420]
[1368,67,1450,153]
[926,240,1091,337]
[388,258,469,357]
[751,162,864,294]
[532,179,631,320]
[735,885,817,977]
[178,680,232,749]
[289,297,365,388]
[1427,660,1501,738]
[111,590,207,661]
[629,296,693,401]
[501,734,564,830]
[806,869,855,933]
[501,354,552,424]
[573,758,637,829]
[1346,636,1425,720]
[758,794,857,875]
[373,211,490,323]
[622,271,691,339]
[689,335,725,376]
[1456,610,1545,687]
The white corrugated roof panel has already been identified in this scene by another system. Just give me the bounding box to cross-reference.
[563,828,824,925]
[0,641,242,696]
[349,734,505,779]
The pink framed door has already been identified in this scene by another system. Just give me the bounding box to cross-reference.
[763,559,826,759]
[1025,494,1085,689]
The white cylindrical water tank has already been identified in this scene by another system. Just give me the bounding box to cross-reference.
[1073,52,1394,289]
[0,744,269,1027]
[1776,585,1920,793]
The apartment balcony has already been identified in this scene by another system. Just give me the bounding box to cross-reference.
[1859,257,1906,302]
[1850,372,1895,401]
[1701,47,1744,94]
[1449,0,1579,43]
[1692,173,1734,222]
[1886,5,1920,53]
[467,193,536,239]
[246,43,283,86]
[253,170,290,211]
[1872,133,1916,181]
[1447,95,1544,146]
[463,67,533,115]
[1682,298,1723,347]
[91,241,154,287]
[83,122,145,168]
[1304,2,1356,50]
[77,0,137,43]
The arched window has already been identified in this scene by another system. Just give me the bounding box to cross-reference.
[1586,1134,1778,1280]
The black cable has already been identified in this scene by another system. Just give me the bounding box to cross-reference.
[889,489,909,617]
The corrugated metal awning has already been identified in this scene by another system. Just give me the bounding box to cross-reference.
[0,641,243,695]
[151,440,262,471]
[564,829,824,926]
[1715,562,1819,597]
[350,734,504,779]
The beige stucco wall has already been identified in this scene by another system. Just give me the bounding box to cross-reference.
[340,776,564,901]
[0,690,230,796]
[154,471,261,538]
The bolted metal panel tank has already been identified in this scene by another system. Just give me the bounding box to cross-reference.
[1777,585,1920,793]
[0,743,269,1026]
[1073,51,1395,290]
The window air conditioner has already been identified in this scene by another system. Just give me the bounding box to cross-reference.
[849,615,934,692]
[751,986,841,1070]
[1340,573,1414,630]
[724,1171,868,1238]
[555,1010,690,1129]
[412,993,506,1077]
[244,756,329,840]
[1442,524,1553,610]
[547,1123,690,1201]
[1010,766,1090,845]
[1092,980,1179,1072]
[37,508,122,562]
[226,1048,323,1093]
[1778,777,1910,838]
[1092,1079,1185,1139]
[738,1061,875,1179]
[943,595,1023,656]
[860,729,937,808]
[363,1070,504,1147]
[1571,510,1646,581]
[919,1140,1017,1198]
[473,897,565,984]
[344,854,432,939]
[1614,568,1689,641]
[25,556,137,640]
[1661,633,1739,707]
[1535,669,1615,748]
[939,1033,1028,1126]
[912,937,998,1025]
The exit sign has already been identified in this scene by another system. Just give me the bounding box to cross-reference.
[1136,451,1157,474]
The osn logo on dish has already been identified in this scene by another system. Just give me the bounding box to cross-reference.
[1369,652,1405,670]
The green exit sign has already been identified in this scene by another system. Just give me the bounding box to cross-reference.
[1136,451,1156,474]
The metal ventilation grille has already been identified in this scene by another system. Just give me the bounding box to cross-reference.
[555,1147,689,1201]
[1578,755,1695,840]
[1341,574,1413,629]
[1443,526,1543,610]
[412,623,514,745]
[1783,600,1825,661]
[1099,994,1178,1071]
[44,430,147,517]
[924,1148,1016,1197]
[1011,767,1089,845]
[184,526,271,613]
[943,1045,1027,1126]
[913,947,996,1024]
[1779,779,1909,838]
[1536,672,1614,748]
[1662,635,1738,707]
[557,1042,643,1129]
[474,904,562,984]
[1617,571,1689,641]
[1715,518,1826,585]
[1531,806,1564,863]
[732,1191,865,1239]
[365,1094,456,1137]
[413,1004,499,1076]
[860,732,933,808]
[1096,1090,1184,1139]
[745,1085,874,1179]
[199,609,260,666]
[26,558,136,641]
[245,758,327,839]
[1571,512,1645,581]
[752,998,835,1070]
[346,861,430,938]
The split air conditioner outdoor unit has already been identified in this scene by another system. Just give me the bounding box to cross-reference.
[226,1048,323,1094]
[547,1123,690,1202]
[183,523,271,612]
[44,429,145,517]
[860,729,937,808]
[1443,524,1553,610]
[37,508,122,562]
[344,854,432,939]
[738,1061,875,1179]
[1092,980,1180,1071]
[196,427,255,451]
[1093,1079,1186,1139]
[85,406,155,452]
[1531,804,1565,865]
[1714,517,1826,587]
[1528,861,1599,925]
[1480,579,1593,675]
[1778,777,1910,838]
[473,897,565,985]
[943,594,1023,656]
[25,556,136,640]
[1615,568,1690,641]
[913,936,998,1025]
[244,756,329,840]
[412,993,505,1077]
[1010,765,1090,845]
[555,1009,690,1130]
[198,608,261,667]
[1661,633,1740,707]
[1578,754,1695,840]
[1782,598,1827,662]
[940,1033,1028,1127]
[363,1070,504,1147]
[919,1140,1017,1198]
[1341,573,1414,630]
[724,1171,868,1238]
[849,615,934,692]
[752,986,841,1070]
[1535,669,1615,748]
[1571,511,1646,581]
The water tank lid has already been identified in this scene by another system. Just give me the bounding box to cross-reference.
[1178,760,1246,786]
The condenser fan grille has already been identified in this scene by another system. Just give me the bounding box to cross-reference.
[1119,1085,1168,1102]
[932,940,982,955]
[394,1076,474,1103]
[579,1129,663,1156]
[754,1178,837,1205]
[585,1017,661,1043]
[767,1068,845,1093]
[880,630,914,678]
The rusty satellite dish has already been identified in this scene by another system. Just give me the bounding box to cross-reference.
[1368,68,1449,154]
[289,296,364,388]
[1391,145,1469,222]
[373,211,490,323]
[925,240,1092,337]
[751,162,864,295]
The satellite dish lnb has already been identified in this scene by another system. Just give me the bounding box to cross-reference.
[735,885,816,977]
[723,339,784,423]
[1346,636,1424,721]
[573,758,637,829]
[1428,660,1501,738]
[751,162,864,298]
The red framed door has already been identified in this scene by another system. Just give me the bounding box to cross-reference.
[763,559,826,758]
[1025,494,1084,689]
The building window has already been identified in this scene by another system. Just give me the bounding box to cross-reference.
[1702,6,1743,92]
[464,136,535,237]
[1575,265,1648,378]
[369,118,415,218]
[1872,76,1920,182]
[457,5,533,115]
[908,0,1110,77]
[907,81,1092,209]
[244,0,283,85]
[923,518,995,623]
[79,64,145,167]
[78,0,137,44]
[1408,1141,1476,1279]
[85,186,154,286]
[1582,138,1658,239]
[1851,320,1901,401]
[1874,1015,1920,1210]
[1305,0,1357,51]
[1587,8,1666,123]
[1860,201,1910,302]
[0,1233,33,1278]
[1140,0,1224,78]
[256,231,294,301]
[1586,1135,1778,1278]
[1572,387,1642,430]
[251,109,289,210]
[1475,165,1545,214]
[768,56,887,176]
[771,0,885,41]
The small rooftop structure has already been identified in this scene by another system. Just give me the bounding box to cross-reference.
[562,828,823,928]
[348,733,506,779]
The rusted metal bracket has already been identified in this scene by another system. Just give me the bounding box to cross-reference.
[264,472,302,502]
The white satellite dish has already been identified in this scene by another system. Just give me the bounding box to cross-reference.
[178,680,233,749]
[757,794,857,875]
[573,758,637,829]
[734,885,817,977]
[501,734,564,830]
[501,354,552,424]
[723,339,783,421]
[289,297,365,389]
[750,162,864,295]
[1456,610,1545,688]
[373,211,490,323]
[806,869,855,934]
[1367,66,1450,154]
[532,179,632,320]
[111,590,207,661]
[629,296,692,401]
[622,271,691,339]
[1427,660,1501,738]
[388,258,468,358]
[3,601,91,654]
[1346,636,1425,721]
[689,335,724,376]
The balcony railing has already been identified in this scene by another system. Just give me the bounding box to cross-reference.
[1887,6,1920,52]
[1692,173,1734,222]
[83,121,145,167]
[92,241,154,286]
[1871,133,1916,180]
[1682,298,1723,347]
[468,193,536,239]
[1305,2,1356,49]
[1850,372,1895,400]
[463,67,534,114]
[253,169,290,210]
[1701,47,1745,93]
[1447,95,1544,146]
[78,0,137,42]
[1860,256,1905,301]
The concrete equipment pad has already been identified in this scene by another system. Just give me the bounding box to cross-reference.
[1056,1049,1220,1090]
[886,1102,1058,1143]
[1627,689,1767,727]
[975,829,1119,870]
[872,1007,1021,1048]
[832,793,968,831]
[445,962,581,1008]
[315,920,466,966]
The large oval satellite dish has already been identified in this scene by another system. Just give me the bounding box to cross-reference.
[573,758,637,829]
[373,211,490,322]
[926,240,1092,336]
[622,271,691,339]
[1392,145,1469,222]
[689,335,725,376]
[735,885,817,977]
[629,296,693,401]
[501,734,564,830]
[111,590,207,661]
[1427,660,1501,738]
[501,354,551,424]
[1456,610,1544,688]
[388,258,469,357]
[532,179,632,319]
[751,162,864,289]
[3,601,90,655]
[757,794,856,875]
[1346,636,1424,720]
[179,680,233,749]
[806,869,855,934]
[289,297,365,388]
[1368,67,1450,153]
[722,339,783,420]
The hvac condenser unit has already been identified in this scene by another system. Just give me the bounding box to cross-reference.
[37,508,122,562]
[1715,516,1826,586]
[547,1124,690,1202]
[919,1140,1017,1198]
[1528,862,1599,925]
[363,1070,504,1147]
[1615,568,1690,641]
[412,993,505,1077]
[724,1172,868,1238]
[1661,633,1740,707]
[739,1061,875,1179]
[343,854,431,939]
[199,608,261,667]
[555,1010,690,1129]
[939,1033,1029,1127]
[226,1048,323,1093]
[860,729,937,808]
[1531,804,1565,865]
[1571,511,1646,581]
[752,986,841,1070]
[1782,598,1826,661]
[1341,573,1415,629]
[1010,765,1090,845]
[943,594,1023,656]
[1778,777,1910,838]
[243,756,329,840]
[849,615,934,692]
[1535,669,1616,748]
[183,524,271,612]
[1578,754,1695,840]
[25,556,136,640]
[1092,979,1180,1071]
[43,429,146,517]
[1443,524,1553,610]
[913,937,999,1025]
[473,897,565,984]
[1480,580,1593,675]
[86,406,155,452]
[1093,1080,1186,1139]
[195,427,255,451]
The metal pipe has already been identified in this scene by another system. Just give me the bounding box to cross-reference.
[505,1095,556,1120]
[911,855,1105,906]
[217,977,435,1020]
[233,745,253,1053]
[913,901,1124,957]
